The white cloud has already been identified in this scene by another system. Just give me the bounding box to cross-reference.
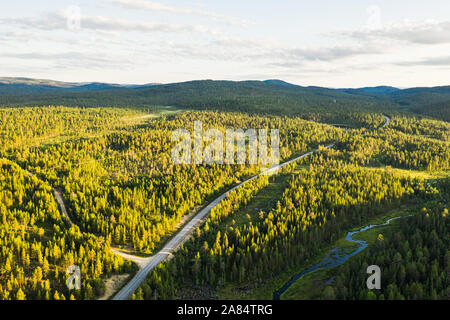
[3,3,450,87]
[1,9,221,35]
[144,38,382,66]
[395,56,450,66]
[2,8,380,66]
[342,19,450,45]
[110,0,252,26]
[0,51,135,70]
[279,45,381,63]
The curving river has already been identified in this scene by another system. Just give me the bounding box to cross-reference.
[273,215,410,300]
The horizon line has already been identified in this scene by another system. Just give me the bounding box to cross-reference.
[3,75,449,90]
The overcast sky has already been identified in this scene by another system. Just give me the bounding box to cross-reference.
[2,0,450,87]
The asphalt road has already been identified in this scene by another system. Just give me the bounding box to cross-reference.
[54,189,73,225]
[12,116,390,301]
[382,115,391,128]
[112,115,391,300]
[112,144,334,300]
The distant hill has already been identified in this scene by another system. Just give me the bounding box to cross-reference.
[0,77,80,88]
[340,86,400,95]
[263,79,302,88]
[120,83,161,89]
[0,77,159,95]
[126,79,391,116]
[0,77,448,121]
[385,86,450,120]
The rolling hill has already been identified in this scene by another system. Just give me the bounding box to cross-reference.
[0,77,448,121]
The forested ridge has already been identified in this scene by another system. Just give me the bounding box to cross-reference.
[1,79,450,121]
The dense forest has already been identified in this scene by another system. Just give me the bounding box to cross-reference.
[289,179,449,300]
[0,159,136,300]
[132,157,438,300]
[0,94,448,300]
[331,204,449,300]
[5,110,344,253]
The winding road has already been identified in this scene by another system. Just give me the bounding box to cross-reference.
[112,115,391,300]
[382,115,391,128]
[112,144,335,300]
[6,114,390,300]
[54,189,73,225]
[37,115,389,300]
